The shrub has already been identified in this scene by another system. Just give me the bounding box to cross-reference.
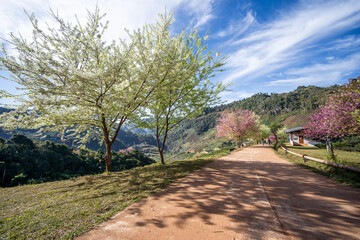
[10,173,27,186]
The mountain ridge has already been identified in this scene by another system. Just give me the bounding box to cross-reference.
[0,84,340,152]
[166,84,340,152]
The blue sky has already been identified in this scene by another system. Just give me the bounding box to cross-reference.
[1,0,360,105]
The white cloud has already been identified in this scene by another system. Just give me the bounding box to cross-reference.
[328,35,360,50]
[0,0,215,45]
[194,14,214,28]
[183,0,214,28]
[325,56,335,61]
[222,0,360,85]
[219,89,254,103]
[265,53,360,86]
[217,10,255,38]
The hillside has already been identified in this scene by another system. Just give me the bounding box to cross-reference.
[0,106,157,151]
[0,134,156,187]
[0,156,215,239]
[167,84,340,152]
[0,84,340,154]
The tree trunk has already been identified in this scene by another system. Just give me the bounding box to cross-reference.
[156,134,166,165]
[101,115,126,173]
[159,149,165,165]
[105,142,112,172]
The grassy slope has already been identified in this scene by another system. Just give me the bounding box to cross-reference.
[276,147,360,188]
[285,146,360,167]
[0,152,231,240]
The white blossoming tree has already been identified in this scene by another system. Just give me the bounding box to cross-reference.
[137,13,226,164]
[0,8,172,172]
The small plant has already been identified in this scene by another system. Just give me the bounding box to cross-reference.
[325,151,337,162]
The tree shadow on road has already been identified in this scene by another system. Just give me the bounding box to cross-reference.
[127,148,360,240]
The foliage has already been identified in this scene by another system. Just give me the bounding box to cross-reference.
[216,109,260,147]
[0,112,157,152]
[138,13,225,164]
[0,8,226,171]
[0,8,151,171]
[269,122,283,149]
[0,154,215,239]
[353,76,360,123]
[303,79,360,160]
[166,85,339,154]
[0,134,155,187]
[277,128,288,146]
[204,85,340,125]
[258,124,271,140]
[303,79,360,140]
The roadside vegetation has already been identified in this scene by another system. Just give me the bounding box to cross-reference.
[276,146,360,188]
[284,145,360,167]
[0,148,235,240]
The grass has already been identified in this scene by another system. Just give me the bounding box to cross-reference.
[0,151,231,240]
[276,147,360,188]
[285,145,360,167]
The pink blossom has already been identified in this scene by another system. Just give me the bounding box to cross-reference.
[119,147,135,153]
[216,109,260,145]
[304,79,360,140]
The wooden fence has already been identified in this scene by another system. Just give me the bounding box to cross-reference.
[280,146,360,173]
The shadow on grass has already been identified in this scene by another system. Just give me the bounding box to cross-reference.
[0,157,214,240]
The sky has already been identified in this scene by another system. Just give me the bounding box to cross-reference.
[0,0,360,105]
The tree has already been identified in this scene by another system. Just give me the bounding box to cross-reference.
[216,109,260,147]
[257,124,271,142]
[138,13,225,164]
[270,122,283,149]
[0,8,173,172]
[353,76,360,123]
[304,78,360,159]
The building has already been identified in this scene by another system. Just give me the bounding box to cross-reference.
[284,127,321,147]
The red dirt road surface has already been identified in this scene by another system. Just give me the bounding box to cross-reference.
[78,146,360,240]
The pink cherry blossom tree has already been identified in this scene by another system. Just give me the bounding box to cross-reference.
[353,76,360,123]
[216,109,260,147]
[304,78,360,159]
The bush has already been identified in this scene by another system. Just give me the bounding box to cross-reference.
[10,173,27,186]
[9,134,34,148]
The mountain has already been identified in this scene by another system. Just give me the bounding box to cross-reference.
[166,84,340,152]
[0,84,340,153]
[0,107,157,151]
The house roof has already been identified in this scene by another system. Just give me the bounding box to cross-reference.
[284,127,305,133]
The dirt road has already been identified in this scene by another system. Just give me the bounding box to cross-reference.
[78,146,360,240]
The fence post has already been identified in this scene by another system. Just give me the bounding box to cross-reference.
[302,154,307,163]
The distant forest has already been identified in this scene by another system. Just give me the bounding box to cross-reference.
[0,106,157,152]
[0,134,155,187]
